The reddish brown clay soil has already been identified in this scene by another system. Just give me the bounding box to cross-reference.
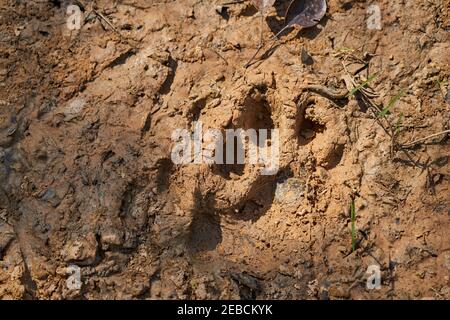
[0,0,449,299]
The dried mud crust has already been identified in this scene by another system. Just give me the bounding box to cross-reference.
[0,0,449,299]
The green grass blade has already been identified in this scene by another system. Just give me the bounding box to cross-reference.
[378,90,404,118]
[350,199,356,252]
[347,74,377,98]
[395,112,404,135]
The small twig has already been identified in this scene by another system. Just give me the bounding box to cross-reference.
[244,12,267,68]
[76,0,123,37]
[221,0,246,5]
[259,12,264,50]
[398,147,426,169]
[244,45,263,69]
[244,33,284,69]
[245,14,296,68]
[206,47,228,65]
[402,129,450,147]
[94,10,122,37]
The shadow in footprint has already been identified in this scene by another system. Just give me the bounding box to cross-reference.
[187,188,222,253]
[156,158,174,193]
[226,173,279,222]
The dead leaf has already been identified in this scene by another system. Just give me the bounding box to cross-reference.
[285,0,327,28]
